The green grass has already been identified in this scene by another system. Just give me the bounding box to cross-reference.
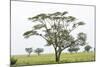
[11,52,95,66]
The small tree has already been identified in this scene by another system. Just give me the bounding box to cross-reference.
[34,48,44,56]
[25,48,33,56]
[68,47,80,53]
[84,45,92,52]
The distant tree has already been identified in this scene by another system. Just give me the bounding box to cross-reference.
[34,48,44,56]
[23,11,87,63]
[68,47,80,53]
[94,47,95,52]
[68,48,73,53]
[25,48,33,56]
[84,45,92,52]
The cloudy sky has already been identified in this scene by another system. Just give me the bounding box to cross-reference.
[11,1,95,55]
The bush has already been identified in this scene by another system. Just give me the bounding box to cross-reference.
[11,57,17,65]
[84,45,92,52]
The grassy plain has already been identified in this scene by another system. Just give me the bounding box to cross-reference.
[12,52,95,66]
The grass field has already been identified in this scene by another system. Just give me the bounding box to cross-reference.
[11,52,95,66]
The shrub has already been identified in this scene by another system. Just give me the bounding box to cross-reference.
[11,57,17,65]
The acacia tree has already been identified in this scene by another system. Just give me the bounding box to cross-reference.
[23,11,87,63]
[68,47,80,53]
[25,48,33,56]
[34,48,44,56]
[84,45,92,52]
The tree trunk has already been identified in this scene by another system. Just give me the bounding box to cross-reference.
[38,53,40,56]
[55,51,59,63]
[55,49,61,63]
[58,51,61,63]
[28,53,30,57]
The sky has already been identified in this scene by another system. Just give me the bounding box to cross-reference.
[11,1,95,55]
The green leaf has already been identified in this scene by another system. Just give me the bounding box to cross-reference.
[28,16,39,22]
[67,16,76,22]
[77,32,87,41]
[23,30,38,38]
[49,12,62,16]
[23,30,33,36]
[62,11,68,15]
[77,21,85,25]
[33,24,45,30]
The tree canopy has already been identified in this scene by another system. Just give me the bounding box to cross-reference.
[84,45,92,52]
[68,47,80,53]
[34,48,44,56]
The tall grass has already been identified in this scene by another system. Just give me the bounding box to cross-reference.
[11,52,95,66]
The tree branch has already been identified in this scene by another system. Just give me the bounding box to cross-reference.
[38,34,48,42]
[69,25,79,33]
[61,44,71,51]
